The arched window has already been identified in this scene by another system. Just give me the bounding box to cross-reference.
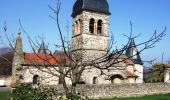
[93,77,97,84]
[77,20,80,34]
[89,18,95,33]
[74,22,77,34]
[110,75,124,84]
[97,20,102,34]
[33,75,40,84]
[75,21,78,34]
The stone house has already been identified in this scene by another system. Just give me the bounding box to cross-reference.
[164,64,170,83]
[10,0,144,87]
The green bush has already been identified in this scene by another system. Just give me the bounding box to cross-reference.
[12,84,55,100]
[67,92,81,100]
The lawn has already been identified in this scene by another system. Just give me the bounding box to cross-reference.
[90,93,170,100]
[1,92,170,100]
[0,92,11,100]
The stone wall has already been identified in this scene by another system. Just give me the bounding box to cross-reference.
[22,66,60,85]
[55,83,170,99]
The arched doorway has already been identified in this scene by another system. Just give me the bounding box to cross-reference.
[110,74,124,84]
[33,75,40,85]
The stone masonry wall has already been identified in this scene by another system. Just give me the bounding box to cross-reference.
[72,11,110,62]
[55,83,170,99]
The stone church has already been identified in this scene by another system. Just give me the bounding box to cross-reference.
[11,0,144,87]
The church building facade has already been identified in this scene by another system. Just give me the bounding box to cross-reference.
[11,0,144,87]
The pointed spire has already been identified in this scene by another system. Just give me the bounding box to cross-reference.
[11,32,24,88]
[125,22,143,65]
[14,32,24,66]
[37,33,51,54]
[38,41,50,54]
[15,32,23,54]
[125,37,143,65]
[18,31,21,36]
[130,21,133,38]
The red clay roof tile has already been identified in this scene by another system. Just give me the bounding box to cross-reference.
[22,53,67,65]
[166,64,170,68]
[123,59,134,65]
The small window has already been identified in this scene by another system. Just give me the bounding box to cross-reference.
[75,21,78,34]
[97,20,102,34]
[93,77,97,84]
[19,75,24,80]
[74,22,77,34]
[33,75,40,84]
[77,20,80,34]
[89,18,95,33]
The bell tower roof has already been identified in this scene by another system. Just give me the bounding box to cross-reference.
[125,38,143,65]
[15,32,23,54]
[38,41,50,54]
[72,0,111,17]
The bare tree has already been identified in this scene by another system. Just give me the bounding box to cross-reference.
[1,0,167,99]
[0,47,13,76]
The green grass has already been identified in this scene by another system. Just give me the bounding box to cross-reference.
[1,92,170,100]
[0,92,11,100]
[90,93,170,100]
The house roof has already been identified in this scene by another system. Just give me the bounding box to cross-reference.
[72,0,111,17]
[22,53,67,66]
[22,52,134,66]
[112,53,134,65]
[165,64,170,68]
[123,59,134,65]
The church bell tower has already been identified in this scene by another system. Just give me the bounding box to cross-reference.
[71,0,111,62]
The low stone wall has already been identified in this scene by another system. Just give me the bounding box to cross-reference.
[55,83,170,99]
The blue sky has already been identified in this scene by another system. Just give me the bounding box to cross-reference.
[0,0,170,64]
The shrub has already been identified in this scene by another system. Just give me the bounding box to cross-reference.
[12,84,55,100]
[67,92,81,100]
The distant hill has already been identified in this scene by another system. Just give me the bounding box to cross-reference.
[0,47,13,56]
